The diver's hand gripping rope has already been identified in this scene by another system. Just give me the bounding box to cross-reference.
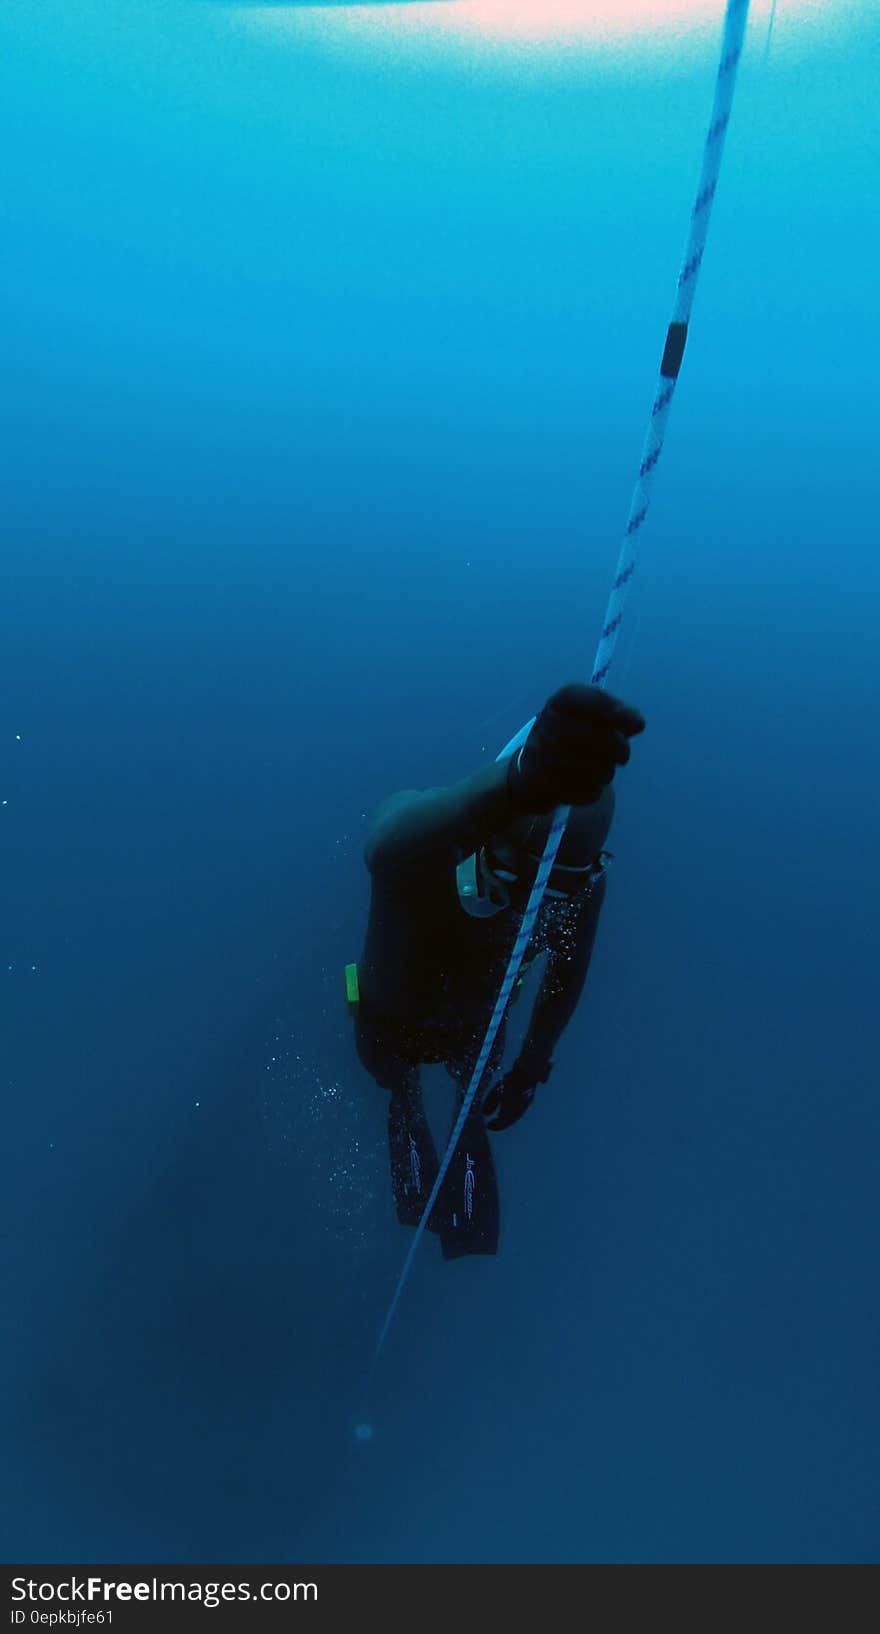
[370,0,751,1373]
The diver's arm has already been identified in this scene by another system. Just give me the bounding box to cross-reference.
[519,876,606,1069]
[482,879,607,1133]
[365,683,645,873]
[365,759,518,872]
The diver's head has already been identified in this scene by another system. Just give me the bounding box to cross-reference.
[482,785,615,911]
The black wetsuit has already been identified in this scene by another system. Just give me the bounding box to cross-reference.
[354,768,606,1259]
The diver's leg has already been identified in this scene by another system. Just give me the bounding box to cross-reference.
[435,1094,500,1258]
[436,1028,505,1259]
[447,1018,507,1105]
[386,1079,443,1229]
[354,1017,441,1231]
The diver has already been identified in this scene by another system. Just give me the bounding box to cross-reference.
[351,683,645,1260]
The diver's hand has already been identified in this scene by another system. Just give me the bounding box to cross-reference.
[482,1057,553,1133]
[508,683,645,813]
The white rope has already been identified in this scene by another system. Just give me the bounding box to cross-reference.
[368,0,752,1379]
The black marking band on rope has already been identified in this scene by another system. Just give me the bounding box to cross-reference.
[613,562,635,592]
[661,320,688,379]
[639,444,662,478]
[626,505,648,536]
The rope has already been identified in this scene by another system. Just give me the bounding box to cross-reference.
[765,0,778,60]
[368,0,752,1378]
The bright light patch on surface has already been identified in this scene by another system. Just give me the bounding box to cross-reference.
[377,1,742,46]
[233,0,838,70]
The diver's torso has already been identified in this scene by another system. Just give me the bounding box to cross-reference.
[358,854,577,1032]
[358,856,518,1030]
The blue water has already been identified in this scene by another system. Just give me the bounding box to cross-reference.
[2,0,878,1564]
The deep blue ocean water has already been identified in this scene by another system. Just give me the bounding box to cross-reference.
[2,0,877,1563]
